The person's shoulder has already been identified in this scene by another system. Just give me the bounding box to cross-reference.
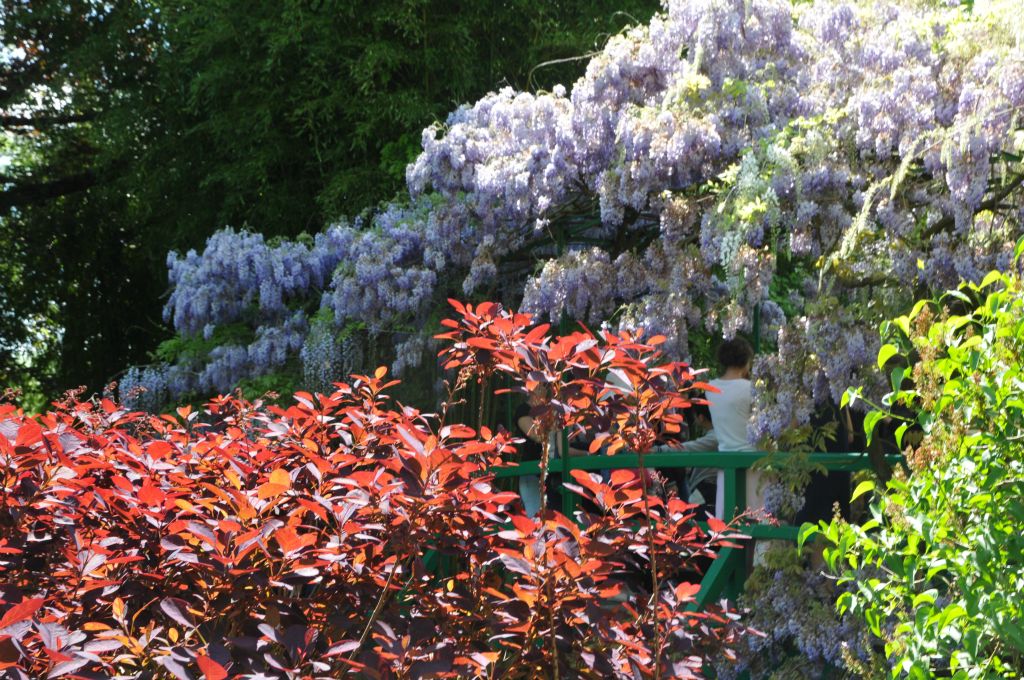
[709,378,751,390]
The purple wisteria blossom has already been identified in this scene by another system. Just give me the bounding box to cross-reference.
[127,0,1024,440]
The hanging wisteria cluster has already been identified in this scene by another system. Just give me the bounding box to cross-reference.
[123,0,1024,445]
[120,227,348,406]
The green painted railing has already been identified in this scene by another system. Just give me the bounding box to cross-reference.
[492,449,903,607]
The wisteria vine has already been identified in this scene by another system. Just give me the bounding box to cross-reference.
[123,0,1024,450]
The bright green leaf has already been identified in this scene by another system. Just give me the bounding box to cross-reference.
[851,480,876,503]
[895,423,909,449]
[878,344,900,369]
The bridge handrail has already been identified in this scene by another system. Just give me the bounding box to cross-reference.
[487,448,901,608]
[492,450,902,477]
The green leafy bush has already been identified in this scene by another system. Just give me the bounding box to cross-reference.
[805,259,1024,678]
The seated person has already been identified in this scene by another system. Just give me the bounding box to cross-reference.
[705,337,754,519]
[679,402,718,451]
[514,384,586,515]
[674,403,719,514]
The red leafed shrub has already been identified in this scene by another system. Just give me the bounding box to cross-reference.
[0,302,747,679]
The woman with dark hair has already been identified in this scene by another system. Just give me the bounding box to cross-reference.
[706,336,754,519]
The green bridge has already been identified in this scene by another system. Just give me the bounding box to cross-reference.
[491,449,902,608]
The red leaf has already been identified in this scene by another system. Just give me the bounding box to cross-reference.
[148,441,176,459]
[138,480,165,506]
[296,498,328,522]
[258,468,291,499]
[111,475,134,493]
[707,517,727,533]
[510,514,536,536]
[43,646,74,664]
[14,419,42,448]
[569,469,602,496]
[674,581,701,601]
[274,526,308,554]
[609,469,635,486]
[0,598,44,629]
[196,654,228,680]
[523,323,551,346]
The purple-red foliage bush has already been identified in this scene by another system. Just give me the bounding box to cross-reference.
[0,303,746,678]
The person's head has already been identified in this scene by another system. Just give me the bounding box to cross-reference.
[688,402,712,434]
[716,336,754,376]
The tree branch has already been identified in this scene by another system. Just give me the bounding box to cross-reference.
[0,60,46,110]
[832,269,898,288]
[922,172,1024,239]
[1,112,95,129]
[0,171,98,211]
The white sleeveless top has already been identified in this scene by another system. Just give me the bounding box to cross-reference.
[707,378,752,451]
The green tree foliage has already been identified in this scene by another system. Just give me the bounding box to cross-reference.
[0,0,658,402]
[1,0,162,405]
[805,257,1024,677]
